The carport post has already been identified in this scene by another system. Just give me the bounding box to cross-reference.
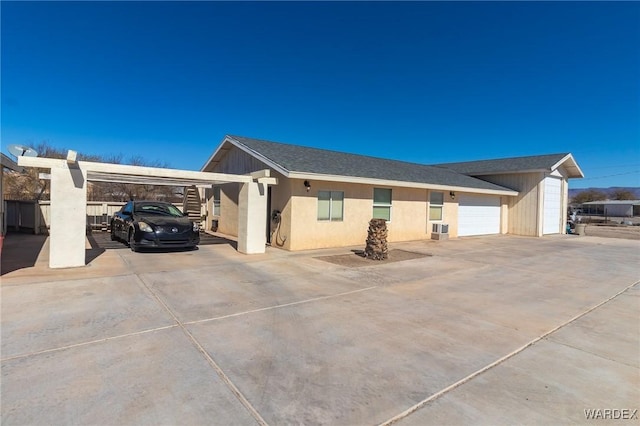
[237,181,267,254]
[49,165,87,268]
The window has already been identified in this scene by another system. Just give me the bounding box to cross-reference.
[317,191,344,221]
[373,188,392,221]
[429,191,444,221]
[212,187,221,216]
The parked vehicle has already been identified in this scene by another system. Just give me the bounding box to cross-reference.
[111,200,199,251]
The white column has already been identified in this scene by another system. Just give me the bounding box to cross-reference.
[49,166,87,268]
[237,181,267,254]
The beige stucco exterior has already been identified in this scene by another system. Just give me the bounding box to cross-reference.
[285,181,463,251]
[202,141,577,251]
[207,171,487,251]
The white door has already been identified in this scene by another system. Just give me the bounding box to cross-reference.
[458,195,501,236]
[543,177,562,234]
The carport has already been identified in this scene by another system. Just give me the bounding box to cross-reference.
[17,151,277,268]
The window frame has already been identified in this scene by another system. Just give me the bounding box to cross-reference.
[372,188,392,222]
[429,191,444,222]
[317,190,344,222]
[212,186,221,216]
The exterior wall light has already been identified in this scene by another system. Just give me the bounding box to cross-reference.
[450,191,456,199]
[304,180,311,192]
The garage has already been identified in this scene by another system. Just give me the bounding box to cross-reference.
[543,176,562,234]
[458,194,501,236]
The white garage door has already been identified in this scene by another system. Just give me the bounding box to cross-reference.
[458,195,501,236]
[543,177,562,234]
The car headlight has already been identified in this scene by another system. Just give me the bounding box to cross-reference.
[138,221,153,233]
[192,222,199,232]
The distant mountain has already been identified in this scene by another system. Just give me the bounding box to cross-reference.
[568,187,640,199]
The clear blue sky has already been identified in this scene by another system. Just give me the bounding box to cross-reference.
[2,1,639,189]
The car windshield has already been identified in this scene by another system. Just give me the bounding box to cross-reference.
[134,203,184,217]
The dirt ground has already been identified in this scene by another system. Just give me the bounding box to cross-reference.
[583,225,640,240]
[316,249,431,267]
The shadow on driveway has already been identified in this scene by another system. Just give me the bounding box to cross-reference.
[88,231,237,253]
[1,232,47,275]
[2,231,237,275]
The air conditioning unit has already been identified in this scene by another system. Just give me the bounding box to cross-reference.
[432,223,449,234]
[431,223,449,240]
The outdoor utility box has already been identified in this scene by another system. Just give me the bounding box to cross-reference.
[431,223,449,240]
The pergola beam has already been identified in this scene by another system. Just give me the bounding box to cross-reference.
[17,154,277,268]
[18,156,252,183]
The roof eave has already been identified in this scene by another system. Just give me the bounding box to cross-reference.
[288,171,518,196]
[551,153,584,178]
[1,153,24,172]
[201,135,292,177]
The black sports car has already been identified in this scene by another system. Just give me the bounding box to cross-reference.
[111,200,200,251]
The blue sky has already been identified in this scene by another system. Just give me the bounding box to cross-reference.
[2,1,639,189]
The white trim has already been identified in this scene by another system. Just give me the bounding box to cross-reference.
[200,136,520,196]
[288,172,518,196]
[202,136,291,177]
[543,176,562,235]
[550,153,584,178]
[18,156,253,184]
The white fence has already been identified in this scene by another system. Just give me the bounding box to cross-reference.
[5,200,201,234]
[5,200,128,234]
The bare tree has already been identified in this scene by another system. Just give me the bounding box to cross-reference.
[3,141,181,202]
[609,189,636,200]
[571,189,608,204]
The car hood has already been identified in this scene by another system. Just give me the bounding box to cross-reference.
[135,214,191,226]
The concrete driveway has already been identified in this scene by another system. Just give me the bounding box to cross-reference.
[1,233,638,425]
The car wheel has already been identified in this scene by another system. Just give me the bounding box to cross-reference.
[128,230,138,252]
[110,226,118,241]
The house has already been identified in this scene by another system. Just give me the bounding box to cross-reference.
[580,200,640,217]
[201,135,584,250]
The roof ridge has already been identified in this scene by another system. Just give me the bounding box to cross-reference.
[434,152,570,166]
[227,134,447,170]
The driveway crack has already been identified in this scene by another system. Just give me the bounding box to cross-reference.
[378,279,640,426]
[135,273,269,426]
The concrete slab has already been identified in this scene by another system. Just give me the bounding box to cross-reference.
[1,234,638,425]
[1,275,174,358]
[1,326,257,425]
[141,258,375,323]
[186,289,532,425]
[547,291,640,368]
[395,287,639,426]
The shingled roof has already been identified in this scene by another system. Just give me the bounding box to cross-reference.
[211,135,518,194]
[435,153,584,178]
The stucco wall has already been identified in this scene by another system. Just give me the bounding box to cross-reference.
[267,171,292,249]
[284,180,460,251]
[206,145,279,239]
[216,183,239,236]
[205,144,513,250]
